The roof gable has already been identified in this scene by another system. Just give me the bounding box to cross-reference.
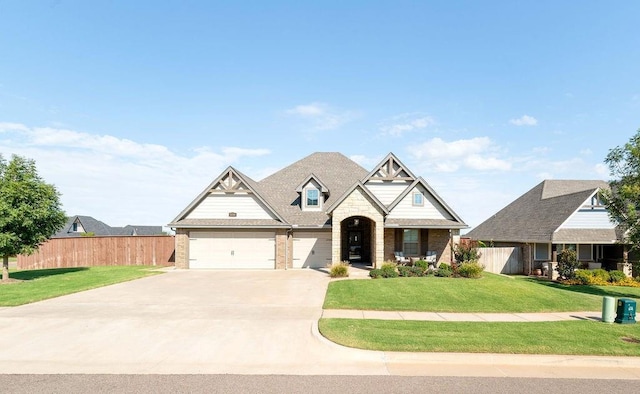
[466,180,611,243]
[363,152,416,182]
[387,177,465,224]
[295,173,330,195]
[326,181,389,215]
[170,166,285,224]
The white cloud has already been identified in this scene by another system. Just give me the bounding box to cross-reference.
[380,115,435,136]
[410,137,511,173]
[509,115,538,126]
[285,102,355,130]
[595,163,609,177]
[0,123,270,226]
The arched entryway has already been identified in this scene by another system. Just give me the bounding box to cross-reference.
[340,216,374,264]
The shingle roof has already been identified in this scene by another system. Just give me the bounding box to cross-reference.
[257,152,369,226]
[385,218,468,229]
[53,215,115,237]
[466,180,611,243]
[170,152,467,230]
[54,216,164,237]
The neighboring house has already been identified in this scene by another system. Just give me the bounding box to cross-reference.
[466,180,630,274]
[54,215,163,238]
[169,152,467,269]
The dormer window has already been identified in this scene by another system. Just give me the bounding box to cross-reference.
[72,222,78,232]
[307,189,319,207]
[296,173,329,211]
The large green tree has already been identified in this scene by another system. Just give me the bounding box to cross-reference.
[602,129,640,251]
[0,155,66,281]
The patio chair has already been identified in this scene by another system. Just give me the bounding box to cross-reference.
[425,251,437,268]
[394,251,410,265]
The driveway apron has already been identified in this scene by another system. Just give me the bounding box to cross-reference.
[0,270,386,374]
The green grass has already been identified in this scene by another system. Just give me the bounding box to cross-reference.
[319,318,640,356]
[0,266,162,306]
[323,273,640,312]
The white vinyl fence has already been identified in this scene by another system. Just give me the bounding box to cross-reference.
[478,247,522,275]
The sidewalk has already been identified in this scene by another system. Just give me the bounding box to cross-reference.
[322,309,603,322]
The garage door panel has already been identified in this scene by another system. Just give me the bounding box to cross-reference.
[189,231,275,269]
[293,232,332,268]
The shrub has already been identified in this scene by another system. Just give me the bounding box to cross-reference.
[369,269,383,279]
[380,262,398,278]
[592,269,610,282]
[329,261,349,278]
[556,249,579,280]
[435,263,453,277]
[573,269,594,285]
[457,261,485,278]
[453,242,482,265]
[414,259,428,272]
[609,270,626,283]
[409,266,425,277]
[397,265,412,277]
[398,265,424,277]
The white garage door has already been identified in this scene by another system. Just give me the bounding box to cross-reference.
[189,231,276,269]
[292,231,332,268]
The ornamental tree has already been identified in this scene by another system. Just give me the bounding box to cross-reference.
[0,155,66,281]
[602,129,640,251]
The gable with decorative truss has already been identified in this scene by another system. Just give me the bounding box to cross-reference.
[172,166,285,222]
[364,153,416,182]
[211,168,252,193]
[363,153,417,206]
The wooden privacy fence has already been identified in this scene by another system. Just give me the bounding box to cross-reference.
[17,236,175,270]
[478,247,523,275]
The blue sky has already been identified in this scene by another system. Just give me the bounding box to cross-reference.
[1,1,639,229]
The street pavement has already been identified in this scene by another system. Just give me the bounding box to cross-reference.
[1,268,640,379]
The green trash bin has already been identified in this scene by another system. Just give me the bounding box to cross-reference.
[615,298,637,324]
[602,296,616,323]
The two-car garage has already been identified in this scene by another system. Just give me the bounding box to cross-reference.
[188,231,276,269]
[187,230,332,269]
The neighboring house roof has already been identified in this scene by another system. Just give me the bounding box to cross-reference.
[466,180,613,243]
[53,216,164,238]
[53,215,115,238]
[119,225,164,236]
[170,152,467,229]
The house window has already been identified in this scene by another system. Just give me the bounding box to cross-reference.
[72,222,78,232]
[578,244,592,260]
[306,189,319,207]
[534,243,549,260]
[412,192,424,206]
[403,229,419,255]
[590,193,605,209]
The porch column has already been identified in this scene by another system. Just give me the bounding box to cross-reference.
[374,220,384,268]
[332,220,341,264]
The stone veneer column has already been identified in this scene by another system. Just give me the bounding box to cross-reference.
[175,229,189,269]
[331,187,385,268]
[275,229,287,269]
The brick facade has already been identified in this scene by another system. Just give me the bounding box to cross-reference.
[428,229,453,265]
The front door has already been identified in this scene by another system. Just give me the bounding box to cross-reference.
[348,231,362,262]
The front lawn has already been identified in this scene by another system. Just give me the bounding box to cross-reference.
[0,266,162,306]
[324,273,640,312]
[319,318,640,356]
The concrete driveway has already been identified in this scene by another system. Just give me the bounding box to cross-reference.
[2,269,640,378]
[0,269,386,374]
